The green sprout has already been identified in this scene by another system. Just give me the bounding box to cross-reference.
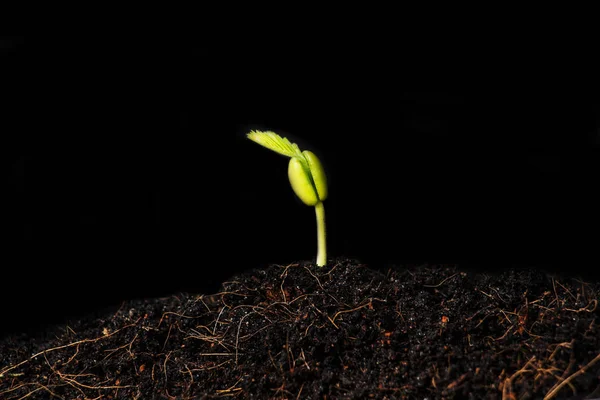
[247,130,328,266]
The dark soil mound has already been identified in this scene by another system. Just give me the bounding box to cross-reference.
[1,259,599,399]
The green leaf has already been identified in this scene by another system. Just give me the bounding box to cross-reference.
[288,157,319,206]
[246,130,302,158]
[302,150,328,202]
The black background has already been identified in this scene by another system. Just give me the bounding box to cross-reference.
[2,35,599,338]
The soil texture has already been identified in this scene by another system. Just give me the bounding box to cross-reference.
[1,258,599,399]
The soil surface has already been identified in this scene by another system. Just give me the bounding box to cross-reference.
[1,258,599,399]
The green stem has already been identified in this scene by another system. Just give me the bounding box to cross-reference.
[315,201,326,266]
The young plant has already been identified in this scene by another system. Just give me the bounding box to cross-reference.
[247,130,328,266]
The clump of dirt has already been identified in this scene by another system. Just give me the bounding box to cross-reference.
[1,258,599,399]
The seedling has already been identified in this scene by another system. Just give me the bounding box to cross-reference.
[247,130,328,266]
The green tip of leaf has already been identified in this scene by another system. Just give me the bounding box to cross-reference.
[247,130,302,158]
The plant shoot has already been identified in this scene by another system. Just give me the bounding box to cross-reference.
[247,130,328,266]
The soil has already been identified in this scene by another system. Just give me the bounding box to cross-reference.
[1,258,599,399]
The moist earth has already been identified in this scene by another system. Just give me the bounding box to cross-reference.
[1,258,599,399]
